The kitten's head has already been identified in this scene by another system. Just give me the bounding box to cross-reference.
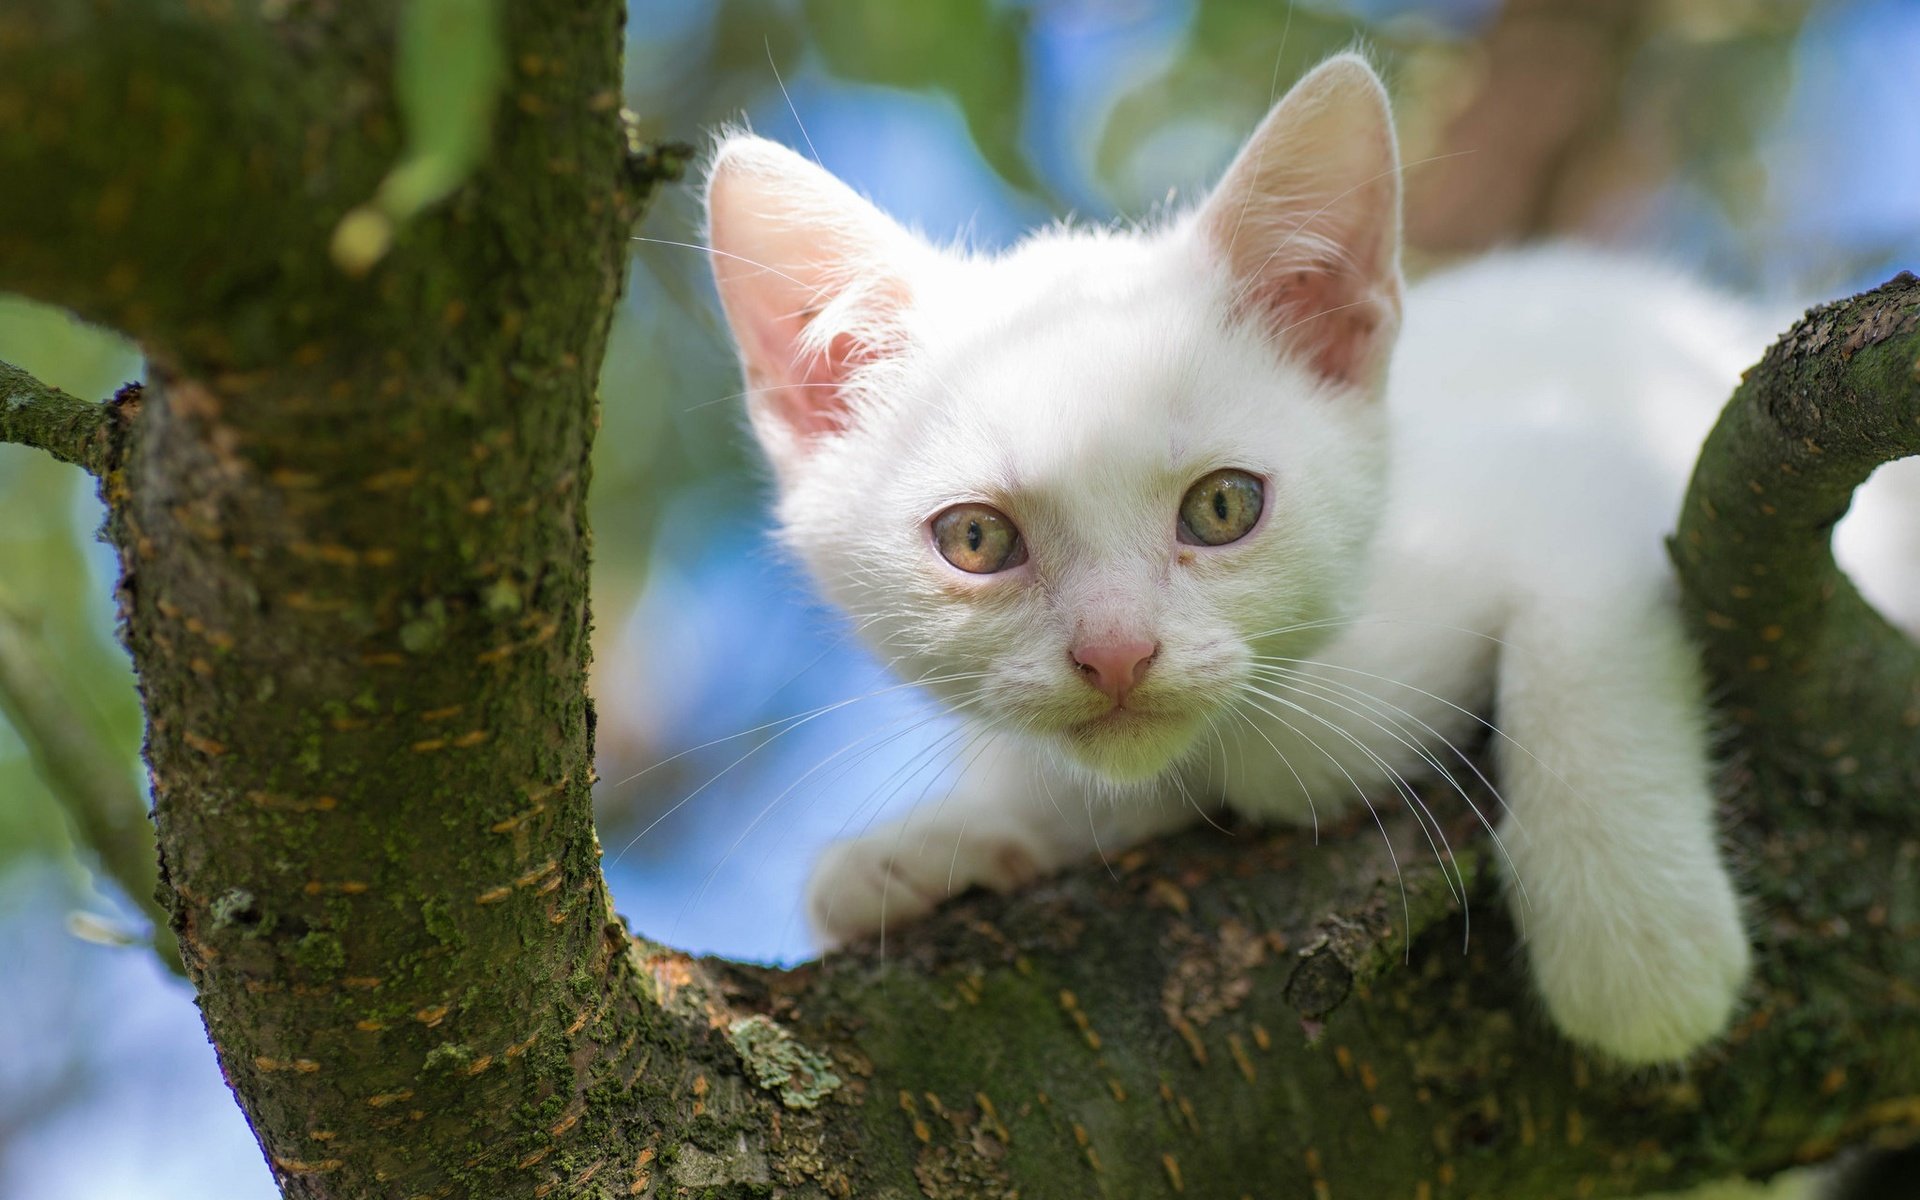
[706,55,1403,784]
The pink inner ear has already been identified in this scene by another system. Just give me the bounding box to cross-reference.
[747,306,881,438]
[786,329,876,436]
[1242,264,1385,387]
[707,141,916,460]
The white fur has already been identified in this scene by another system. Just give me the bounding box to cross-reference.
[705,55,1912,1064]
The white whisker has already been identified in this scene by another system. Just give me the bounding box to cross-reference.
[608,668,988,793]
[1248,662,1531,922]
[1241,680,1467,932]
[1247,650,1580,818]
[766,38,822,166]
[1222,696,1320,841]
[1231,689,1414,958]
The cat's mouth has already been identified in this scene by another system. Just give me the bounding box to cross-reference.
[1054,701,1203,782]
[1068,705,1163,736]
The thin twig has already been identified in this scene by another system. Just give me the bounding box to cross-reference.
[0,359,116,476]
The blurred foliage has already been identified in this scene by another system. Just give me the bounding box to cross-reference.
[803,0,1038,194]
[1630,2,1811,226]
[1095,1,1374,208]
[0,299,141,887]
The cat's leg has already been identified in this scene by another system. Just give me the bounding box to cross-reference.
[1493,593,1750,1064]
[806,733,1193,947]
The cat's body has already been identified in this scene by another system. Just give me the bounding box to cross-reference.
[704,55,1913,1064]
[801,246,1763,1064]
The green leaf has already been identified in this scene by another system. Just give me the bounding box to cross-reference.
[385,0,507,216]
[333,0,505,273]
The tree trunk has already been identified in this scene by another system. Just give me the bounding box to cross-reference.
[2,6,1915,1198]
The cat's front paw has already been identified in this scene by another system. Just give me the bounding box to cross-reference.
[806,822,1047,948]
[1523,868,1751,1065]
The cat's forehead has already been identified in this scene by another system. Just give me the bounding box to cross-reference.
[907,230,1267,490]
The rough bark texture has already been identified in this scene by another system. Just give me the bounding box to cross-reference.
[5,2,652,1195]
[2,4,1917,1198]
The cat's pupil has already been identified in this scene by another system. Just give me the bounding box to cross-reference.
[967,521,982,551]
[1212,490,1228,521]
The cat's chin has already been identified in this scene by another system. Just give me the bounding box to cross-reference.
[1051,708,1202,784]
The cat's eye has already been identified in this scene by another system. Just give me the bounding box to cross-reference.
[1178,469,1264,546]
[931,504,1027,574]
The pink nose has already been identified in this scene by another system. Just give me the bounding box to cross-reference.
[1070,638,1157,705]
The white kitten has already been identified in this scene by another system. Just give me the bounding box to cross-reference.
[699,54,1844,1064]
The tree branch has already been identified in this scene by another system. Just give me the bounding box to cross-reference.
[0,602,181,973]
[1671,270,1920,808]
[698,791,1918,1198]
[0,360,114,475]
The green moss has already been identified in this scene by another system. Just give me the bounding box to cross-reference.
[399,597,450,654]
[423,1041,475,1073]
[293,930,344,972]
[295,732,323,775]
[422,896,459,945]
[483,577,522,617]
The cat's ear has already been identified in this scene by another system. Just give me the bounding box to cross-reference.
[706,135,918,474]
[1195,54,1403,392]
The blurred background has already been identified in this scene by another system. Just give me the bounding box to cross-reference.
[2,0,1915,1194]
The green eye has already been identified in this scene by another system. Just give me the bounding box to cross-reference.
[932,504,1028,574]
[1178,469,1264,546]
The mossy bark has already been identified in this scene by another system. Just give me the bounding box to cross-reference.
[1671,272,1920,809]
[0,361,115,474]
[2,5,1916,1197]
